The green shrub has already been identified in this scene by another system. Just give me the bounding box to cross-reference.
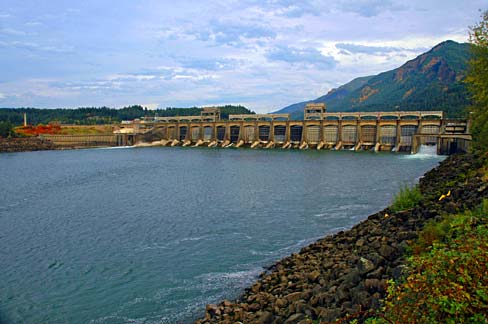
[0,121,15,138]
[369,199,488,324]
[390,184,423,212]
[413,219,451,254]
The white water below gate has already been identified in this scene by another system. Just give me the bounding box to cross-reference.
[405,144,440,159]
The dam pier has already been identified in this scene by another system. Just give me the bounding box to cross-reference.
[115,104,471,155]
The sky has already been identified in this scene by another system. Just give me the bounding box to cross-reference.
[0,0,486,113]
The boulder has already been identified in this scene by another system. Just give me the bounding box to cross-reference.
[284,313,306,324]
[358,257,375,274]
[256,311,274,324]
[284,292,303,303]
[379,244,396,259]
[307,270,320,283]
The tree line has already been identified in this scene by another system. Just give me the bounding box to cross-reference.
[0,105,255,126]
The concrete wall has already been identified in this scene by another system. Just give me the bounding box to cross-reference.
[41,134,118,147]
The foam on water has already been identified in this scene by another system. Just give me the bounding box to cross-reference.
[197,268,263,282]
[404,144,445,160]
[92,145,135,150]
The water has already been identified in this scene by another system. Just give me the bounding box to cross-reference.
[0,147,443,324]
[408,144,439,159]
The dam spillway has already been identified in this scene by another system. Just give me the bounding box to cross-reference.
[115,105,471,155]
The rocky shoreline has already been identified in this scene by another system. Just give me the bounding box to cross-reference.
[196,153,487,324]
[0,137,57,153]
[0,137,116,153]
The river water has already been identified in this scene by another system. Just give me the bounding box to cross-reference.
[0,147,443,324]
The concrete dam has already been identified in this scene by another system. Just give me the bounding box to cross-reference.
[114,104,470,155]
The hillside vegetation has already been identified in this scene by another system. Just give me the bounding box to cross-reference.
[366,199,488,324]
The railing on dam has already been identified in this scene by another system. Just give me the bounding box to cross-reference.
[321,111,444,120]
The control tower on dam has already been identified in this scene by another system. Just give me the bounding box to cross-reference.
[115,104,471,155]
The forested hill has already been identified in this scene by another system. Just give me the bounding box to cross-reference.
[0,105,254,125]
[276,40,473,119]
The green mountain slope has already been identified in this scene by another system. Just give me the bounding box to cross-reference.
[277,40,472,118]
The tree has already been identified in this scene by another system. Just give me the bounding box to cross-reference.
[0,121,15,138]
[466,10,488,152]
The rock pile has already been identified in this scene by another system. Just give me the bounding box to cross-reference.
[196,154,487,324]
[0,137,56,153]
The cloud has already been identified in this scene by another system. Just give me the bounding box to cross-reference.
[0,40,74,53]
[52,80,121,91]
[0,93,6,100]
[246,0,319,18]
[266,45,337,69]
[157,20,275,48]
[335,43,404,54]
[189,20,276,47]
[0,13,12,19]
[106,74,158,82]
[0,79,80,106]
[53,75,156,93]
[172,74,217,81]
[54,66,219,95]
[142,103,159,110]
[336,0,406,17]
[177,58,242,71]
[0,28,28,36]
[24,21,44,27]
[124,67,218,82]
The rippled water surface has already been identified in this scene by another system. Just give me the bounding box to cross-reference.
[0,147,444,324]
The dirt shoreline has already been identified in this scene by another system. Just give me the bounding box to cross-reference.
[196,153,487,324]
